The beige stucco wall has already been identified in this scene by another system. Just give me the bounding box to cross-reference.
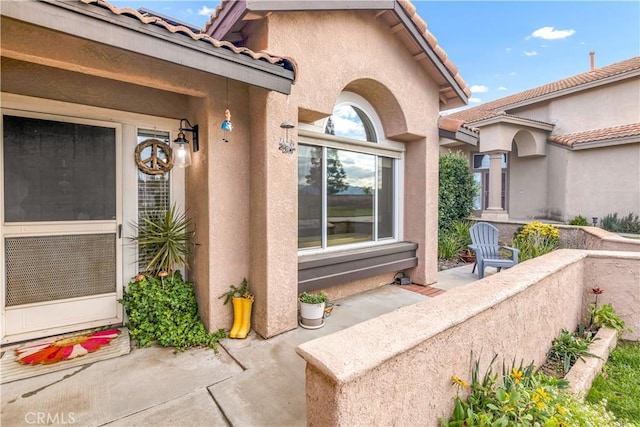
[565,144,640,221]
[297,250,640,426]
[242,8,444,336]
[508,149,548,219]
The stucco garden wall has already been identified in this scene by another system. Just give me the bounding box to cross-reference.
[296,250,639,426]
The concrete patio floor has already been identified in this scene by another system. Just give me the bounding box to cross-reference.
[1,263,480,427]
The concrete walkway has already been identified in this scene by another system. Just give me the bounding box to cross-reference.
[1,264,479,427]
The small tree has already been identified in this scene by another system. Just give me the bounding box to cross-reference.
[439,151,477,231]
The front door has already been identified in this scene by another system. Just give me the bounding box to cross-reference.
[1,112,123,343]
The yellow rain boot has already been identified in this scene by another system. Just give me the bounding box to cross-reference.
[235,296,254,339]
[229,297,243,338]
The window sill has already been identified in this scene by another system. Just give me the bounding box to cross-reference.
[298,241,418,293]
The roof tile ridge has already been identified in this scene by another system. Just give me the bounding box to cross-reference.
[81,0,160,25]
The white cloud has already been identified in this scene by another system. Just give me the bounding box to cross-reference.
[530,26,576,40]
[509,72,517,76]
[198,6,216,16]
[469,85,489,93]
[523,51,538,56]
[469,97,482,104]
[505,47,512,53]
[497,86,508,91]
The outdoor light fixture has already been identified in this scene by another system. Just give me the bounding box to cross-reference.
[279,121,296,154]
[592,217,598,227]
[173,118,199,168]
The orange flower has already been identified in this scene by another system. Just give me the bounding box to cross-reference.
[135,274,145,282]
[158,271,169,278]
[15,329,120,365]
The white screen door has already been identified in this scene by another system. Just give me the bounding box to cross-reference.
[1,112,123,343]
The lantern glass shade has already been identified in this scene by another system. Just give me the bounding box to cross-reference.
[173,132,192,167]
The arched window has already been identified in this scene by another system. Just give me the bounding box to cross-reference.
[298,92,403,252]
[325,104,377,142]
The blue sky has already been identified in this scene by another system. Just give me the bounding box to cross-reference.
[110,1,639,106]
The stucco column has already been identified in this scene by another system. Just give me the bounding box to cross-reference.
[248,87,299,338]
[481,150,509,220]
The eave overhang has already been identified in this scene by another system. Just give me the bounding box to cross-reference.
[1,0,295,94]
[204,0,469,108]
[469,114,555,132]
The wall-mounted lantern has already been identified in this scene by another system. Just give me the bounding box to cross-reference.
[173,119,199,167]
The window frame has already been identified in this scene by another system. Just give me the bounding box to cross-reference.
[298,93,404,255]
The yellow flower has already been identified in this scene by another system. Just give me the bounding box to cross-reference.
[451,375,469,388]
[536,401,546,410]
[536,387,551,401]
[555,404,566,415]
[511,367,524,384]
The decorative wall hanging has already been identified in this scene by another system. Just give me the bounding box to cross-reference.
[221,109,233,143]
[15,329,121,365]
[279,95,296,154]
[135,138,173,175]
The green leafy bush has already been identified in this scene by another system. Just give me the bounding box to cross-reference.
[443,356,629,427]
[512,221,560,262]
[439,151,478,231]
[120,271,225,350]
[592,303,631,335]
[568,215,588,226]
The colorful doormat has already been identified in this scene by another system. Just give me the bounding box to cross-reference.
[0,328,130,384]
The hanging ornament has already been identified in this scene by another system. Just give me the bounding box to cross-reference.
[221,109,232,143]
[279,121,296,154]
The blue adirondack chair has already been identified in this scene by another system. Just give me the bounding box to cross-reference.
[468,222,519,279]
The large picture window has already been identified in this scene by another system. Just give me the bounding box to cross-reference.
[298,94,400,251]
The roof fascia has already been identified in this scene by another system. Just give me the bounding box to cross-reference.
[471,115,554,131]
[391,2,468,104]
[500,70,640,112]
[5,0,294,94]
[438,128,478,146]
[208,0,248,40]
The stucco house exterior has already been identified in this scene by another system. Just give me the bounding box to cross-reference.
[440,55,640,223]
[1,0,471,344]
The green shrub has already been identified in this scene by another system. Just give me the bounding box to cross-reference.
[592,303,631,335]
[120,271,225,350]
[547,329,597,374]
[439,151,478,231]
[512,221,560,262]
[438,219,473,260]
[601,212,640,233]
[568,215,588,226]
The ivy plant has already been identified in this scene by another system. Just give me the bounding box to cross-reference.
[120,271,225,351]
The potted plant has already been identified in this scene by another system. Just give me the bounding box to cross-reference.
[299,291,329,329]
[219,278,254,339]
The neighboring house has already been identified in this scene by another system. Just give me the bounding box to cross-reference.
[1,0,470,343]
[439,55,640,223]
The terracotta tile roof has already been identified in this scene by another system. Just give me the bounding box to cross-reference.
[203,0,471,102]
[81,0,296,73]
[548,123,640,148]
[449,56,640,123]
[438,116,479,135]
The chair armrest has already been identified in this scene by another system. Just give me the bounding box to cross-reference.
[500,245,520,263]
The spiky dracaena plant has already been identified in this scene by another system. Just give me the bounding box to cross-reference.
[131,204,195,275]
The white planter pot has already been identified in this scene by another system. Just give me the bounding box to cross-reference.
[299,301,326,328]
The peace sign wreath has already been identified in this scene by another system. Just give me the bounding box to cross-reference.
[135,139,174,175]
